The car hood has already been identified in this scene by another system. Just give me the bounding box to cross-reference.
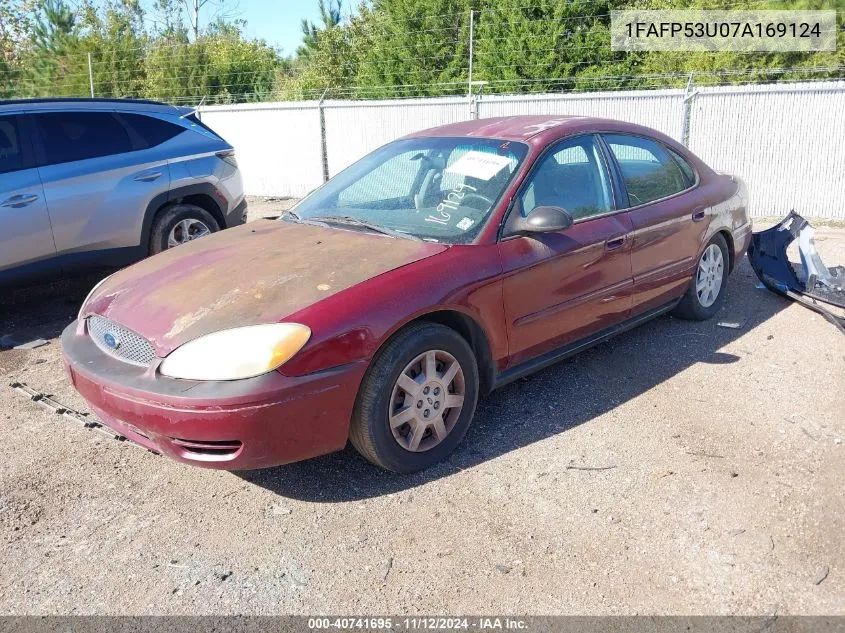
[83,219,447,355]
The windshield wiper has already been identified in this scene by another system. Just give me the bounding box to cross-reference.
[307,215,421,241]
[283,210,331,228]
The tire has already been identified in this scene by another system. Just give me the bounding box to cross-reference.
[349,322,480,473]
[672,233,730,321]
[149,204,220,255]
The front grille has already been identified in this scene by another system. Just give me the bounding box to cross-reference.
[87,315,157,367]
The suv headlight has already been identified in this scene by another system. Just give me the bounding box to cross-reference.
[159,323,311,381]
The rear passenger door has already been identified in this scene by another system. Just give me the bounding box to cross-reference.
[0,113,58,280]
[33,111,175,263]
[601,134,702,315]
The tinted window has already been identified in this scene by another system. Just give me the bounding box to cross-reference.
[521,135,613,221]
[604,134,687,206]
[121,113,184,147]
[35,112,133,165]
[0,116,24,174]
[0,117,23,174]
[667,147,697,185]
[186,113,223,140]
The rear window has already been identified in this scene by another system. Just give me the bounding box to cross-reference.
[0,116,24,174]
[35,112,133,165]
[120,113,185,148]
[186,113,223,140]
[667,147,697,185]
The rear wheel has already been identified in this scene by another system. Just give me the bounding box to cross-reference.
[149,204,219,255]
[672,233,729,321]
[349,322,479,473]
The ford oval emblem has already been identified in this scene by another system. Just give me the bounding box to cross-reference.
[103,332,120,350]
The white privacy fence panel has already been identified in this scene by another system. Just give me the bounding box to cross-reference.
[478,89,687,141]
[200,82,845,219]
[323,97,469,177]
[688,82,845,219]
[198,101,324,198]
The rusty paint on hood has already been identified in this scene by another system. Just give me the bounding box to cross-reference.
[83,219,447,355]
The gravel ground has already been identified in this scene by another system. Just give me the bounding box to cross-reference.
[1,204,843,615]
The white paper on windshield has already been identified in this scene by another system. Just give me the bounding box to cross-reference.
[445,151,512,181]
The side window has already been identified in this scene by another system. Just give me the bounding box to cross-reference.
[520,135,613,221]
[35,112,133,166]
[667,146,697,185]
[0,116,25,175]
[604,134,687,206]
[120,113,185,148]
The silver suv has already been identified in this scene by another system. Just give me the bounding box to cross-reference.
[0,98,246,286]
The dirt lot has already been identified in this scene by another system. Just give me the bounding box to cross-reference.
[1,203,843,615]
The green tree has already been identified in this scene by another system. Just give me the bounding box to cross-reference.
[351,0,470,97]
[277,0,355,99]
[144,22,280,103]
[298,0,341,59]
[77,0,148,98]
[472,0,632,94]
[24,0,88,96]
[0,0,33,97]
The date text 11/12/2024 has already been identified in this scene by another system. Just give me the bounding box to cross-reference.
[307,617,529,630]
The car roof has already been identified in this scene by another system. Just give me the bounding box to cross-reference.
[0,98,188,115]
[404,115,671,146]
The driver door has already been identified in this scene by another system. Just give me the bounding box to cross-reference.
[498,134,634,366]
[0,113,58,280]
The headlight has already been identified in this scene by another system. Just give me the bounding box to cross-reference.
[159,323,311,381]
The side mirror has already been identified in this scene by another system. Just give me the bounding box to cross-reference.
[504,202,573,237]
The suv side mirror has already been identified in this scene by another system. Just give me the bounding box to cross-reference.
[504,202,574,237]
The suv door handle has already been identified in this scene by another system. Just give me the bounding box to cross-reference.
[692,208,706,222]
[0,193,39,208]
[134,171,163,182]
[606,236,626,250]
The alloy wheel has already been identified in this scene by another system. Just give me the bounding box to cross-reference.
[389,349,465,452]
[696,243,725,308]
[167,219,211,248]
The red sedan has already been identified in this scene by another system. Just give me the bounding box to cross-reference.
[62,116,751,473]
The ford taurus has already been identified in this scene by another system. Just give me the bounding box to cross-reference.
[62,116,751,473]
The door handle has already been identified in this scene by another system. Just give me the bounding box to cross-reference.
[134,171,163,182]
[606,236,626,250]
[0,193,39,208]
[692,208,706,222]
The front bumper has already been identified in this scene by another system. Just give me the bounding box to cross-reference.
[61,321,366,470]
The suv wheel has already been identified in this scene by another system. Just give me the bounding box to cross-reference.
[349,322,479,473]
[150,204,220,255]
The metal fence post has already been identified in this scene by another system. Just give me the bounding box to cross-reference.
[681,72,696,147]
[319,87,330,183]
[467,9,475,119]
[87,52,95,97]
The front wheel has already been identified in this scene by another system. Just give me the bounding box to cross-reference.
[349,322,479,473]
[672,233,730,321]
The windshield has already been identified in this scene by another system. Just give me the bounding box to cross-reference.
[291,137,529,243]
